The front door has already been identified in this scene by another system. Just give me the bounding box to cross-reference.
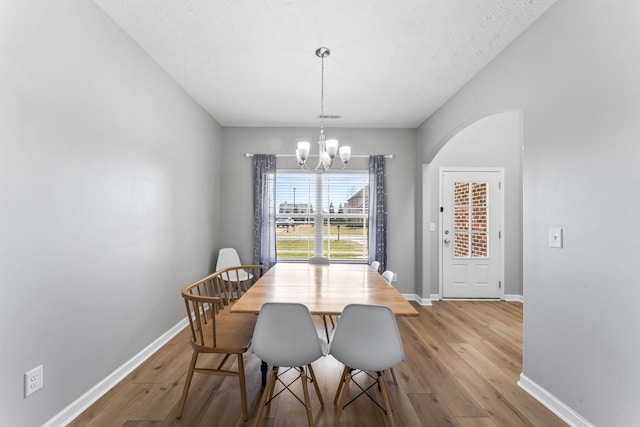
[441,169,504,298]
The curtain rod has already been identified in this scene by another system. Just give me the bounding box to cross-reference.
[244,153,395,159]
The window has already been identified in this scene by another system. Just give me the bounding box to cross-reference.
[275,171,369,261]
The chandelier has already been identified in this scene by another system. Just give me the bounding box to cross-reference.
[296,47,351,172]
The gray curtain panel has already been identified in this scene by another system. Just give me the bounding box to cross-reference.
[368,155,387,271]
[253,154,277,271]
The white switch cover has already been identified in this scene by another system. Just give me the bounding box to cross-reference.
[549,228,563,248]
[429,223,436,232]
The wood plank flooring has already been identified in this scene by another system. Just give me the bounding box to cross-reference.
[68,301,567,427]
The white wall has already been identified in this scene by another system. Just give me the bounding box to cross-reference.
[417,0,640,425]
[421,112,523,298]
[0,1,223,425]
[220,127,418,294]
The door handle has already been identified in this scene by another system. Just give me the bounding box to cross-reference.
[444,239,451,244]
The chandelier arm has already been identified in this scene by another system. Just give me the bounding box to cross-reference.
[314,135,325,170]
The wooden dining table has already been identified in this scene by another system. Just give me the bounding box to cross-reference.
[230,262,419,317]
[231,262,418,385]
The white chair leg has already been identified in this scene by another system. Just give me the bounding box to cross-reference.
[307,364,324,408]
[300,366,314,427]
[253,367,277,427]
[389,367,398,385]
[334,366,348,405]
[333,368,352,427]
[378,371,395,427]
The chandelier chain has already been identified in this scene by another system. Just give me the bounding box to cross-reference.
[320,53,325,136]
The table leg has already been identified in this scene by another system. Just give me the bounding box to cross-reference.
[261,360,268,387]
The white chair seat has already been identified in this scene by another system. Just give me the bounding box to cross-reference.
[225,268,252,282]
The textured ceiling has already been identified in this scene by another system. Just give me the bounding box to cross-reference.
[94,0,557,128]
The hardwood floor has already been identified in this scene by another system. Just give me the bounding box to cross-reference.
[69,301,567,427]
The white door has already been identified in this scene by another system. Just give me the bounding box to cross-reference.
[440,169,504,298]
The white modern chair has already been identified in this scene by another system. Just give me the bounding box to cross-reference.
[252,302,328,427]
[370,260,381,273]
[216,247,253,281]
[329,304,405,427]
[381,270,394,284]
[216,248,253,301]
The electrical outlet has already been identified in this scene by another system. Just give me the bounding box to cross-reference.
[24,365,43,397]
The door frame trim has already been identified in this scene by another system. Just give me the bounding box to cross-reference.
[438,167,505,299]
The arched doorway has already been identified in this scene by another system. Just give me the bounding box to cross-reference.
[421,111,523,300]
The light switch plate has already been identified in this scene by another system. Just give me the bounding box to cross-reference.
[549,228,563,248]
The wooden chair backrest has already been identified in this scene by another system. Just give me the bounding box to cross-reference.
[216,264,263,304]
[181,265,263,348]
[182,275,226,349]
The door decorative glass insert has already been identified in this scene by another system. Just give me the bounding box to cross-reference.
[453,182,488,258]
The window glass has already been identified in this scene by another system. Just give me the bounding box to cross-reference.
[276,171,369,260]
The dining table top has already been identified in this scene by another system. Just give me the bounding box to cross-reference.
[230,262,419,317]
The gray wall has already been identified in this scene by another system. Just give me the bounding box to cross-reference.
[421,111,523,298]
[220,127,418,294]
[416,0,640,425]
[0,1,223,425]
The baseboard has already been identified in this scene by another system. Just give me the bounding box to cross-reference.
[402,293,432,306]
[431,294,523,302]
[505,294,524,303]
[518,373,595,427]
[406,294,522,303]
[43,317,189,427]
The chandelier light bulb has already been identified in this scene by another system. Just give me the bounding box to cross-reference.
[297,141,310,162]
[325,139,339,158]
[339,145,351,164]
